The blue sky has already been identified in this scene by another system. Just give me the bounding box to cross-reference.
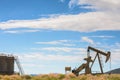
[0,0,120,74]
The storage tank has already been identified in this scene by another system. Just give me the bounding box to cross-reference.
[0,54,14,75]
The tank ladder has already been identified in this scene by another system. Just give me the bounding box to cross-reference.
[14,56,24,75]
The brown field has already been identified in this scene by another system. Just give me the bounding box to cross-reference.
[0,73,120,80]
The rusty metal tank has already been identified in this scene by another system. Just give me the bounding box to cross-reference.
[0,54,14,75]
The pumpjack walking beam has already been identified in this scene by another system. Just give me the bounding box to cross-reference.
[87,46,111,63]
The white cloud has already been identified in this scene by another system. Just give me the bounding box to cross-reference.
[95,42,120,51]
[32,47,86,53]
[18,52,83,62]
[35,40,75,46]
[0,1,119,33]
[4,29,40,33]
[68,0,120,32]
[36,40,69,45]
[0,12,120,32]
[36,41,61,45]
[81,36,94,45]
[69,0,120,13]
[90,36,114,38]
[69,0,78,8]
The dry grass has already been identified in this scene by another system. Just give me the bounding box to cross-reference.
[0,73,119,80]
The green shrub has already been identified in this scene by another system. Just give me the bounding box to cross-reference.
[22,75,32,80]
[58,74,65,79]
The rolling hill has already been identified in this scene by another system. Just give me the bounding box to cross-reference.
[106,68,120,74]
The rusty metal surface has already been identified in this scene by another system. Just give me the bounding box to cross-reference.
[0,55,14,75]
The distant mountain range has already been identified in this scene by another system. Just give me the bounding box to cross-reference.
[106,68,120,74]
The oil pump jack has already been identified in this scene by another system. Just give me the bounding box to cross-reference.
[72,46,111,76]
[87,46,111,74]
